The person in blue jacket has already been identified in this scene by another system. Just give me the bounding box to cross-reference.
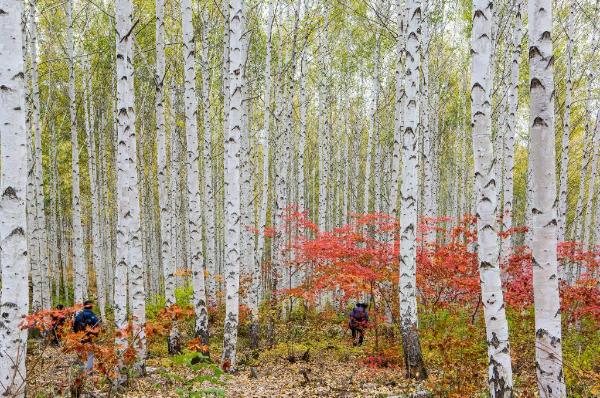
[73,300,100,371]
[348,302,369,346]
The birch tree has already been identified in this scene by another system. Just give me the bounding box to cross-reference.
[398,0,427,380]
[115,0,145,371]
[156,0,171,305]
[201,9,218,305]
[500,0,523,263]
[181,0,209,345]
[557,3,574,243]
[0,0,29,393]
[222,0,243,371]
[84,62,106,321]
[68,0,87,303]
[470,0,513,395]
[528,0,566,395]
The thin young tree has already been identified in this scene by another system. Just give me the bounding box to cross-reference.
[557,3,574,243]
[470,0,513,395]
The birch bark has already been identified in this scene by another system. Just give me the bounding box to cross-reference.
[0,0,29,392]
[201,10,218,305]
[501,0,523,263]
[470,0,513,395]
[68,0,87,303]
[115,0,145,371]
[84,63,106,321]
[390,0,405,217]
[557,4,574,243]
[222,0,243,371]
[181,0,209,345]
[528,0,567,395]
[156,0,172,306]
[398,0,427,381]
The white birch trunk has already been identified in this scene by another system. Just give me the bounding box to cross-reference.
[84,63,106,321]
[583,117,599,248]
[501,0,523,263]
[222,0,243,371]
[573,79,593,243]
[390,0,405,217]
[470,0,513,394]
[155,0,172,307]
[0,0,29,392]
[115,0,145,371]
[557,4,573,243]
[420,0,434,243]
[398,0,427,380]
[29,0,50,310]
[68,0,87,304]
[167,81,178,306]
[181,0,209,344]
[528,0,566,394]
[201,10,218,306]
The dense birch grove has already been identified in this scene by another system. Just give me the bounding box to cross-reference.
[0,0,599,396]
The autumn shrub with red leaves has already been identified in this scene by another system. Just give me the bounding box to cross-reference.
[275,211,599,326]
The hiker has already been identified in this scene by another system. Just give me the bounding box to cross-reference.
[348,302,369,346]
[50,304,66,345]
[73,300,100,371]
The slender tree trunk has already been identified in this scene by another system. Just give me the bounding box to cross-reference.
[68,0,87,304]
[390,0,405,217]
[115,0,145,372]
[201,10,218,306]
[84,62,106,321]
[155,0,171,304]
[222,0,243,371]
[501,0,523,264]
[181,0,209,345]
[583,116,599,249]
[29,0,51,310]
[573,79,593,243]
[528,1,567,395]
[0,0,29,393]
[470,0,513,395]
[398,0,427,381]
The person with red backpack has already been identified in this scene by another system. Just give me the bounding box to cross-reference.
[348,303,369,346]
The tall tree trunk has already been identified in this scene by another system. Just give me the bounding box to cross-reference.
[583,116,599,249]
[557,3,573,244]
[155,0,171,304]
[181,0,209,345]
[84,62,106,321]
[222,0,243,371]
[420,0,434,243]
[390,0,405,217]
[501,0,523,263]
[398,0,427,381]
[528,0,567,395]
[115,0,145,372]
[572,79,593,243]
[68,0,87,304]
[470,0,513,395]
[29,0,50,310]
[201,9,218,306]
[0,0,29,393]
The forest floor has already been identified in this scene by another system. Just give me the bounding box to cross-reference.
[25,305,599,397]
